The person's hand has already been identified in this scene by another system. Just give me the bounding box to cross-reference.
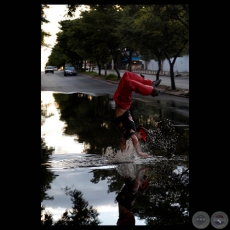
[138,152,149,158]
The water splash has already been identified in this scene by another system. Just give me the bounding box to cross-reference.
[47,153,187,169]
[141,119,180,158]
[47,119,188,169]
[103,139,137,163]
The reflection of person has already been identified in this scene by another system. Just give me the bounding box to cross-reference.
[113,71,161,158]
[116,166,149,226]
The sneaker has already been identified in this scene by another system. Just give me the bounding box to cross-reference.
[151,88,160,97]
[152,79,162,87]
[140,74,145,78]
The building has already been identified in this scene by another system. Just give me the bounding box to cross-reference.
[142,55,189,75]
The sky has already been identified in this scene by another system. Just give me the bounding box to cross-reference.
[41,5,87,71]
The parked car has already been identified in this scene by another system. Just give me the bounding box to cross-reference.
[45,66,54,74]
[81,67,88,71]
[64,66,77,76]
[52,66,58,71]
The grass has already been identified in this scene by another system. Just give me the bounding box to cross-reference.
[78,71,120,81]
[78,71,98,77]
[78,70,187,96]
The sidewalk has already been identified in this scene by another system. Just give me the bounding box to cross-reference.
[94,69,189,98]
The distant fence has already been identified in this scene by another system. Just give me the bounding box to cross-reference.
[131,69,189,76]
[132,69,158,75]
[103,66,189,76]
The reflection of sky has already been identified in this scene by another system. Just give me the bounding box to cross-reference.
[41,92,84,154]
[42,167,146,225]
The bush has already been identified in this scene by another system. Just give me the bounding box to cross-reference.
[105,74,118,81]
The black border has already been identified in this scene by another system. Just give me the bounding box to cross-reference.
[189,4,230,230]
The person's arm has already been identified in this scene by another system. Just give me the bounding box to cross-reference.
[130,134,149,158]
[120,136,126,152]
[132,167,149,191]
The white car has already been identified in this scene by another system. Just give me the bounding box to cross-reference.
[45,66,54,74]
[52,66,58,71]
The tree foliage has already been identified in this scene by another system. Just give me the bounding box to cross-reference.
[54,187,101,226]
[46,4,189,89]
[41,4,51,47]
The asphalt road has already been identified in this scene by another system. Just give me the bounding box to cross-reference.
[41,70,189,104]
[41,70,117,95]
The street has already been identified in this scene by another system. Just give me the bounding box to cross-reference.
[41,70,189,103]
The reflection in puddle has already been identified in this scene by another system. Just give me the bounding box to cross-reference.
[48,154,188,169]
[41,92,85,154]
[41,91,189,226]
[41,91,189,158]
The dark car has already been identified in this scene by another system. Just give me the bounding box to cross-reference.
[45,66,54,74]
[64,66,77,76]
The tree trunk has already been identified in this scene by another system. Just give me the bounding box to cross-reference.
[104,64,107,76]
[170,63,176,90]
[156,59,162,80]
[84,59,87,72]
[163,49,176,90]
[98,63,101,76]
[114,63,121,79]
[128,49,133,72]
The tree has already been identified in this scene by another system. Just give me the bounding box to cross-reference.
[132,5,189,90]
[50,4,189,89]
[69,11,110,74]
[118,5,144,72]
[54,187,101,226]
[56,20,83,69]
[41,4,51,47]
[40,137,57,226]
[65,4,125,79]
[84,5,124,79]
[46,43,67,69]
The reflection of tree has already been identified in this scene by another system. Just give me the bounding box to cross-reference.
[53,93,121,154]
[130,100,161,127]
[137,161,189,226]
[41,101,54,125]
[126,101,189,158]
[41,104,57,225]
[140,119,189,158]
[174,126,189,155]
[87,160,189,226]
[54,187,101,226]
[131,100,189,128]
[41,137,101,226]
[90,169,124,195]
[51,93,188,157]
[41,137,58,226]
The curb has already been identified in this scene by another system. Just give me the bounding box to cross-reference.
[81,73,189,98]
[101,79,189,98]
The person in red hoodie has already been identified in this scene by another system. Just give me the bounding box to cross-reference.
[116,166,150,226]
[113,71,161,158]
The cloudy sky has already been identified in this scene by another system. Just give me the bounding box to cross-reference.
[42,167,146,226]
